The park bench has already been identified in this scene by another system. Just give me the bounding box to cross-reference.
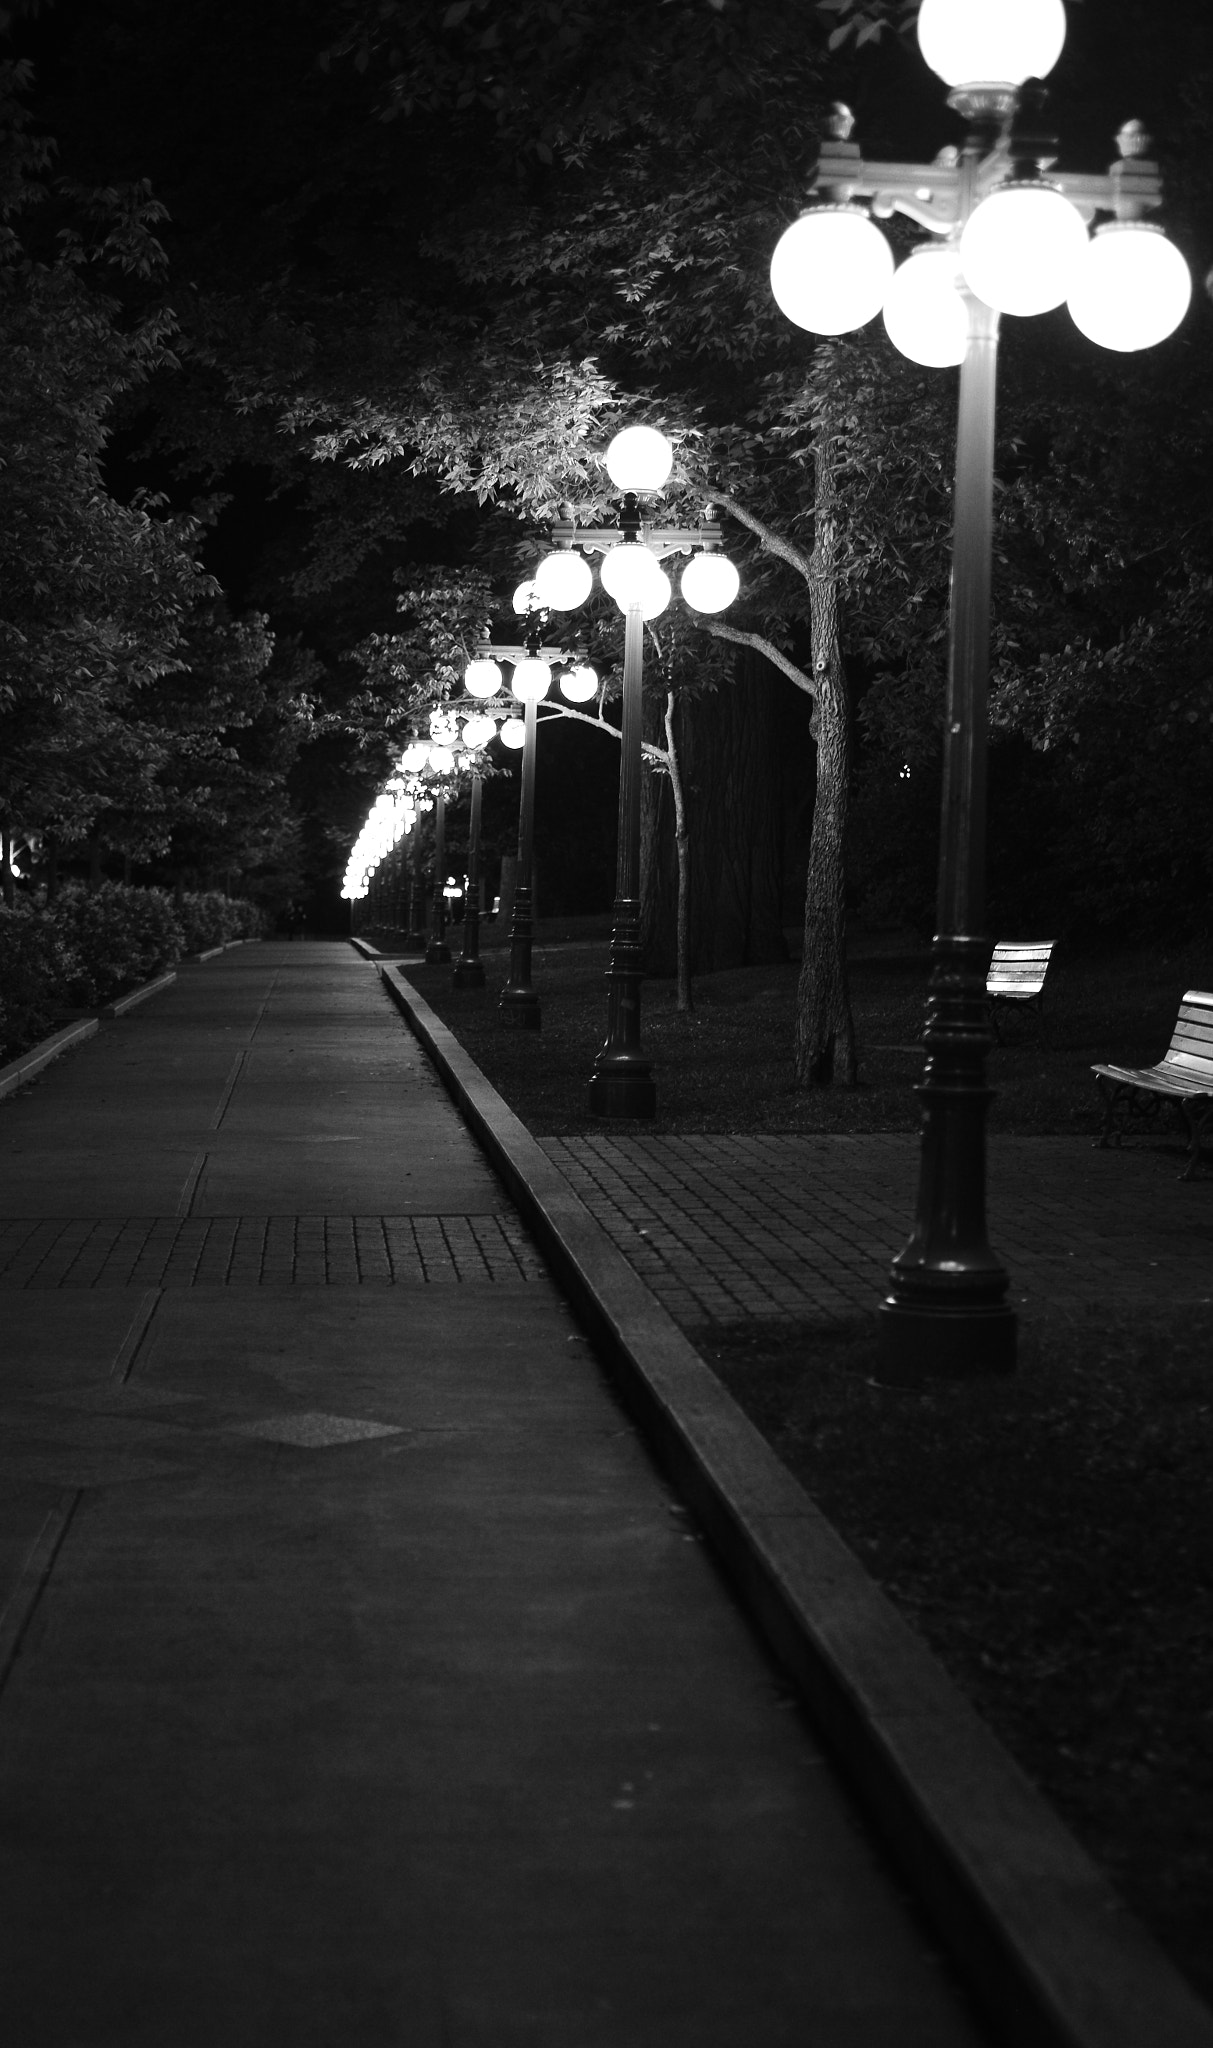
[986,941,1055,1043]
[1092,988,1213,1181]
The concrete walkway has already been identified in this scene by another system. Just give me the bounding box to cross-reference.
[0,943,990,2048]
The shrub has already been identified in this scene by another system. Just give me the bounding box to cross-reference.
[0,898,80,1064]
[175,889,263,953]
[51,882,183,1006]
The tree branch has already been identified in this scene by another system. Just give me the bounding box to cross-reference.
[702,622,814,698]
[710,489,815,584]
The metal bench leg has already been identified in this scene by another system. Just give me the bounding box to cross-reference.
[1094,1076,1125,1150]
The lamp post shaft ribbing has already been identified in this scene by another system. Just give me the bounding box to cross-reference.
[589,601,656,1117]
[877,289,1015,1379]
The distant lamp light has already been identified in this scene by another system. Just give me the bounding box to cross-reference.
[399,741,429,772]
[461,714,497,748]
[560,663,599,702]
[464,656,503,698]
[498,717,526,750]
[882,243,969,365]
[429,708,458,744]
[959,182,1088,315]
[605,425,674,494]
[511,657,552,702]
[533,549,594,610]
[680,551,740,614]
[917,0,1067,89]
[770,205,894,335]
[512,579,540,615]
[1066,222,1191,351]
[427,745,455,773]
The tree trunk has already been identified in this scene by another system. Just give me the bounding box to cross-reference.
[0,821,14,909]
[794,444,857,1087]
[641,647,787,977]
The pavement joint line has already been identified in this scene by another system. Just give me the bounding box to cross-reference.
[375,953,1213,2048]
[0,1489,84,1699]
[211,1052,248,1130]
[108,1288,164,1383]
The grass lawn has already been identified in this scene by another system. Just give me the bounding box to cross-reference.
[372,916,1213,2006]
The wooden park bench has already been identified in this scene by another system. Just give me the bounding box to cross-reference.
[1092,988,1213,1181]
[986,941,1055,1043]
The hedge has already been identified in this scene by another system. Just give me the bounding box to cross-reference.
[0,884,264,1065]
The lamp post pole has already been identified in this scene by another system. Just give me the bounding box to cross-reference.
[546,476,736,1119]
[768,9,1187,1377]
[475,628,570,1030]
[425,790,451,964]
[453,766,486,988]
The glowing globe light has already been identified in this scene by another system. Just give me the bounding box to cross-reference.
[399,741,429,771]
[428,745,455,773]
[917,0,1066,89]
[605,425,673,494]
[430,708,458,744]
[511,657,552,702]
[638,561,672,620]
[461,714,497,748]
[513,578,540,614]
[600,541,664,611]
[882,243,969,365]
[464,656,503,698]
[533,549,593,610]
[1066,222,1191,352]
[959,182,1088,316]
[770,205,894,335]
[498,718,526,750]
[680,551,740,614]
[559,663,599,703]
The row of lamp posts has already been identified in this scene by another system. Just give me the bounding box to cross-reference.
[350,0,1189,1382]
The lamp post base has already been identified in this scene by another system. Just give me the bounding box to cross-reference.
[453,959,486,989]
[874,1297,1016,1385]
[424,940,451,964]
[498,987,540,1029]
[588,1064,657,1120]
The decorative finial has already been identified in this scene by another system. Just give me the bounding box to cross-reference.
[1116,119,1150,160]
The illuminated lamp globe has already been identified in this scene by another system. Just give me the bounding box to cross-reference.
[511,658,552,702]
[461,714,497,749]
[428,744,455,773]
[917,0,1066,89]
[959,182,1088,316]
[533,549,593,610]
[498,718,526,750]
[882,244,969,365]
[1066,222,1191,352]
[559,663,598,703]
[770,206,894,335]
[430,708,458,744]
[605,425,673,494]
[639,561,672,620]
[400,741,429,771]
[681,551,740,614]
[464,655,503,697]
[512,578,540,615]
[599,541,664,611]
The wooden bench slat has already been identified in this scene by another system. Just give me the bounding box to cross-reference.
[1093,988,1213,1178]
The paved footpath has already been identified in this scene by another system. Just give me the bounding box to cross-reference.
[0,943,991,2048]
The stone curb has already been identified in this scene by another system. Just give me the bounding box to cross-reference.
[100,968,178,1017]
[374,955,1213,2048]
[0,1019,100,1102]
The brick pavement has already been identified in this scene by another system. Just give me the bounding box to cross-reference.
[542,1132,1212,1330]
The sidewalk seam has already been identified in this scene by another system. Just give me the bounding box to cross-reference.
[372,954,1213,2048]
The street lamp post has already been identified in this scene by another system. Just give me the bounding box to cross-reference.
[463,619,576,1029]
[424,789,451,964]
[769,0,1189,1378]
[452,764,485,988]
[534,428,740,1117]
